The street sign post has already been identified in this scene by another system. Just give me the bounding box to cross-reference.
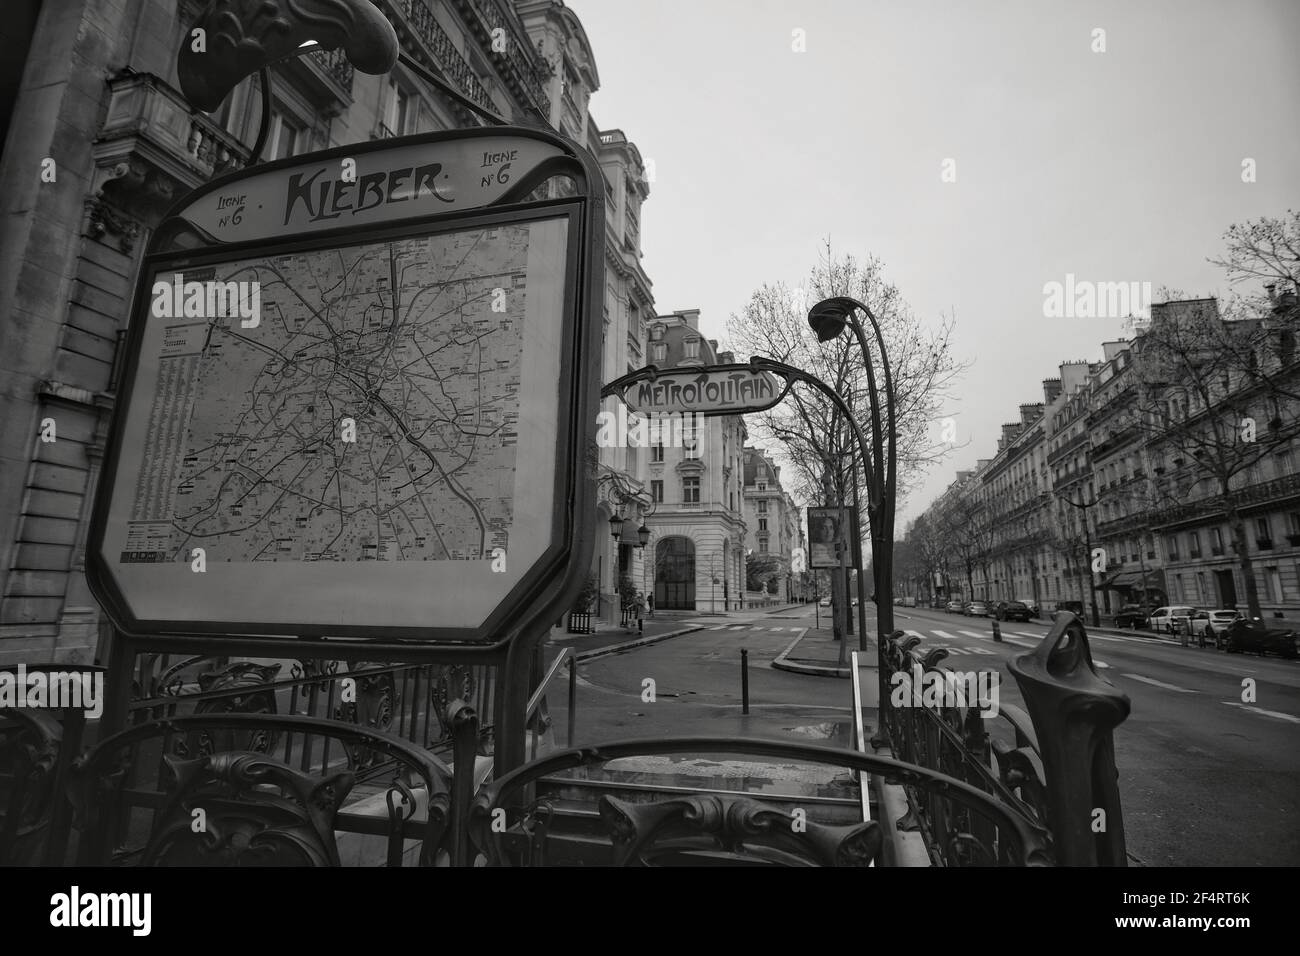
[88,126,605,646]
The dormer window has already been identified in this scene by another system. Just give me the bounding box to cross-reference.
[684,338,699,359]
[652,343,666,362]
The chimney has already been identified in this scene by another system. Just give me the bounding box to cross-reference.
[680,309,701,329]
[1019,402,1043,425]
[1043,378,1062,403]
[717,350,734,364]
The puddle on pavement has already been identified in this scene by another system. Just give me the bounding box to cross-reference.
[782,721,853,748]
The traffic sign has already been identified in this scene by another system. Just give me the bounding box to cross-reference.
[88,127,605,643]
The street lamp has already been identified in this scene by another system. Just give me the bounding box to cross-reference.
[1056,492,1102,628]
[806,296,898,643]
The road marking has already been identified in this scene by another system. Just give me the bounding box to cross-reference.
[729,626,746,631]
[1012,632,1042,640]
[1221,701,1300,724]
[708,625,729,630]
[958,630,989,640]
[905,629,927,639]
[1121,674,1196,693]
[932,630,960,640]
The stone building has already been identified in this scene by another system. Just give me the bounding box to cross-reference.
[640,311,748,612]
[917,291,1299,622]
[0,0,651,663]
[742,446,800,601]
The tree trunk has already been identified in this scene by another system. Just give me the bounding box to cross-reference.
[1225,497,1262,618]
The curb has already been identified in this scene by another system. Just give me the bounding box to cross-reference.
[572,626,704,663]
[771,628,854,678]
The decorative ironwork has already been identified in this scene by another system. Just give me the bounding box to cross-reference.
[73,714,454,866]
[0,711,62,866]
[470,737,1051,866]
[178,0,399,112]
[387,0,496,114]
[599,794,881,867]
[1006,612,1131,866]
[141,752,355,866]
[179,663,282,757]
[879,611,1130,866]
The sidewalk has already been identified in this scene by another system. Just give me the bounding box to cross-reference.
[546,616,704,662]
[772,625,875,678]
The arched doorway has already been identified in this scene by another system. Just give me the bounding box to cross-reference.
[655,536,695,610]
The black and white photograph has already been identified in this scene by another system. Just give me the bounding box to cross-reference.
[0,0,1295,928]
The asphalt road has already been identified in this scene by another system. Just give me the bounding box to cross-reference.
[556,603,1300,866]
[881,604,1298,866]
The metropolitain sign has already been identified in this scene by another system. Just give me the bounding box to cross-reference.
[610,364,789,417]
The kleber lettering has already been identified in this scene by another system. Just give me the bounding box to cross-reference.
[283,162,451,226]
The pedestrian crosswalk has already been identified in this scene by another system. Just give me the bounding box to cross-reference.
[705,624,803,632]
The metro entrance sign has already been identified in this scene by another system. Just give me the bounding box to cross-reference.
[88,127,605,645]
[602,364,789,417]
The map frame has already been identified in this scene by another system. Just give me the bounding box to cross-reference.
[87,127,605,647]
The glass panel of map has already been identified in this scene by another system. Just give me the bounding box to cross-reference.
[99,215,570,635]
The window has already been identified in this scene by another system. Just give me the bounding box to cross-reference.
[651,443,664,463]
[759,540,769,553]
[1210,527,1224,554]
[1188,532,1201,558]
[1256,517,1272,548]
[268,110,306,159]
[652,343,666,362]
[1289,512,1300,536]
[651,480,663,503]
[757,500,767,513]
[684,338,699,359]
[1166,534,1179,560]
[682,477,700,504]
[1196,571,1207,603]
[757,481,767,491]
[758,518,768,531]
[1266,566,1283,603]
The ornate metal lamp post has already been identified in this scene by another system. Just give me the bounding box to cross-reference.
[806,296,898,640]
[1056,492,1102,628]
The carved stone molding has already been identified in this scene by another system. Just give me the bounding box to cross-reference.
[85,194,142,254]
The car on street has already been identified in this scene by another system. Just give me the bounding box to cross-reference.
[1113,604,1154,629]
[994,600,1033,622]
[1223,617,1300,659]
[964,601,991,617]
[1015,597,1039,617]
[819,597,831,607]
[901,596,917,607]
[1199,609,1245,645]
[1149,605,1196,634]
[946,600,964,613]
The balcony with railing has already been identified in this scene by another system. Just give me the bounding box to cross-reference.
[281,45,355,109]
[382,0,497,116]
[95,72,250,190]
[452,0,552,119]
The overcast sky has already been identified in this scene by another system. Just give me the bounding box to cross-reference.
[568,0,1300,525]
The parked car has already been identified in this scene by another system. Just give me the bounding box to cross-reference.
[901,596,917,608]
[819,597,831,607]
[946,600,965,613]
[1223,617,1300,659]
[994,600,1032,622]
[1149,605,1196,634]
[1051,600,1084,621]
[1113,604,1154,629]
[1014,597,1039,617]
[1201,609,1245,646]
[965,601,991,617]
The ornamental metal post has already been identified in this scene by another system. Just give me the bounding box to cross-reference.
[1007,612,1131,865]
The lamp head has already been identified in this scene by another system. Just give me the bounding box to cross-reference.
[807,297,857,342]
[609,512,623,540]
[637,524,650,547]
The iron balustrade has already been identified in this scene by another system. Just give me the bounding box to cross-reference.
[877,611,1130,866]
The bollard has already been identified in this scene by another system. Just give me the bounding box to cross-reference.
[992,619,1002,642]
[741,648,750,715]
